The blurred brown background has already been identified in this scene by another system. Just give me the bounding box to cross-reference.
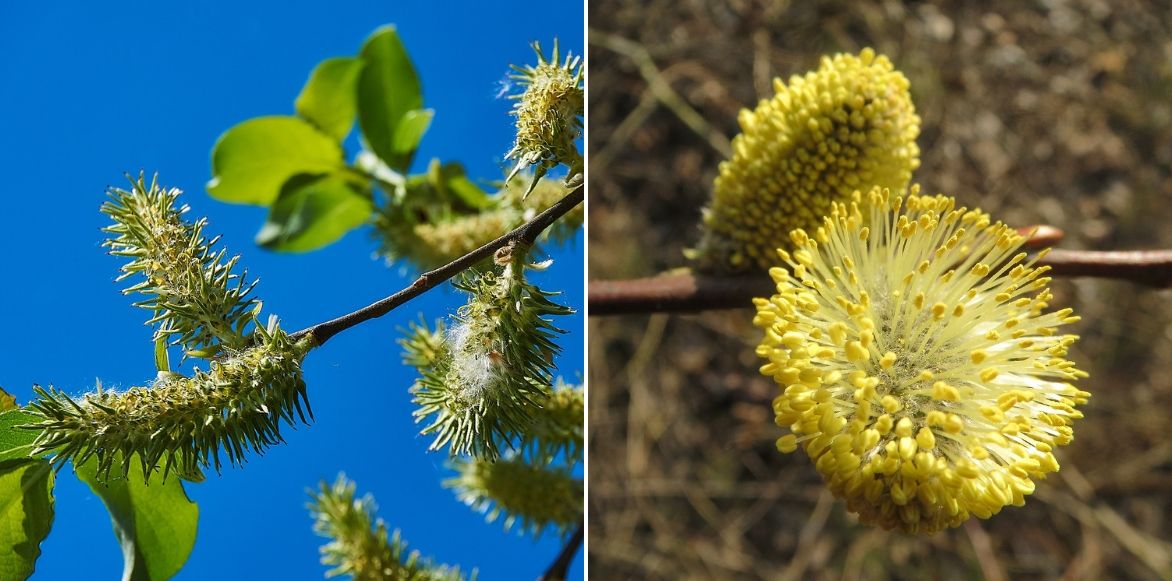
[587,1,1172,579]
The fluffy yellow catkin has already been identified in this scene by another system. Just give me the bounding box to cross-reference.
[694,48,921,271]
[753,186,1089,534]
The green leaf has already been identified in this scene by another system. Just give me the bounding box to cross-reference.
[357,25,423,171]
[0,410,42,464]
[0,387,15,412]
[295,57,364,143]
[391,108,433,160]
[442,164,492,210]
[425,160,492,210]
[0,460,54,581]
[77,456,199,581]
[153,338,170,374]
[208,116,344,206]
[255,173,373,252]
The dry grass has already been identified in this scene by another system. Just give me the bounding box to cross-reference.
[587,1,1172,579]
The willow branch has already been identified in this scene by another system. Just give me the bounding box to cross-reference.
[590,246,1172,316]
[1037,249,1172,286]
[291,186,583,346]
[536,521,584,581]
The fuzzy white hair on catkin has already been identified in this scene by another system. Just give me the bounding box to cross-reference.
[447,321,498,403]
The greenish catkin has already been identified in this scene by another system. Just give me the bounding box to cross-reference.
[445,455,582,537]
[30,319,311,481]
[402,249,572,460]
[103,173,260,355]
[505,39,584,193]
[310,474,471,581]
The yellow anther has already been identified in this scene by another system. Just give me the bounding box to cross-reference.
[895,417,914,438]
[980,406,1005,424]
[781,331,805,348]
[828,322,847,345]
[931,302,947,320]
[931,382,959,401]
[846,341,869,362]
[925,410,946,427]
[898,436,917,460]
[778,367,801,384]
[776,434,799,453]
[944,414,964,434]
[915,427,936,449]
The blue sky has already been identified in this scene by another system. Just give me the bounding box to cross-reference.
[0,2,583,580]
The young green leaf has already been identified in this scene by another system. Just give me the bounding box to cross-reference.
[357,25,424,172]
[429,161,492,210]
[208,116,344,206]
[295,57,364,143]
[0,411,41,465]
[0,387,15,412]
[390,108,433,163]
[255,173,373,252]
[76,455,198,581]
[0,460,54,581]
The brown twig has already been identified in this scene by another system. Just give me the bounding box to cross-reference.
[1038,249,1172,287]
[291,186,583,346]
[536,521,584,581]
[589,245,1172,316]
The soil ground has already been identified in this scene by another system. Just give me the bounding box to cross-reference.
[588,1,1172,579]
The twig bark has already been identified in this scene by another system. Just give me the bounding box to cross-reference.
[291,186,583,346]
[536,521,584,581]
[589,247,1172,316]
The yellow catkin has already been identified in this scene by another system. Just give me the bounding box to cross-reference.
[754,186,1089,534]
[693,49,921,271]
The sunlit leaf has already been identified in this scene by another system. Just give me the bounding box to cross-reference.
[255,173,373,252]
[390,108,433,165]
[208,116,343,206]
[0,411,41,464]
[295,57,364,143]
[437,162,492,210]
[77,456,199,581]
[0,460,54,581]
[357,25,423,171]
